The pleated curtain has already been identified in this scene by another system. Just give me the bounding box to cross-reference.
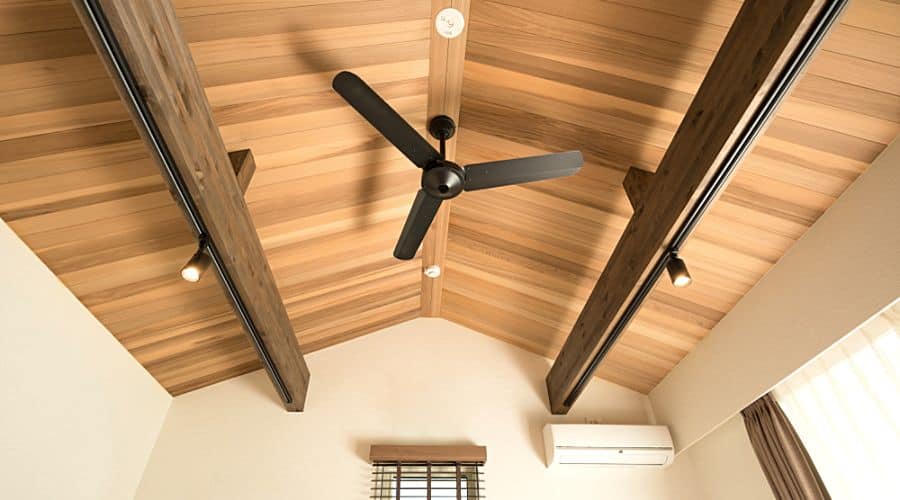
[742,394,831,499]
[767,301,900,499]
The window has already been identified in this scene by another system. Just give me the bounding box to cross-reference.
[773,300,900,499]
[370,446,485,499]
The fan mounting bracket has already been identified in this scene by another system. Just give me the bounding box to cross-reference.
[428,115,456,142]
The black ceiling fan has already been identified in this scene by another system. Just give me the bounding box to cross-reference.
[332,71,584,260]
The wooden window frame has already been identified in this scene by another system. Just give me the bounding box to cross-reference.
[370,445,486,500]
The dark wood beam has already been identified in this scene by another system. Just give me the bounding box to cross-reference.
[546,0,842,414]
[228,149,256,194]
[622,167,653,211]
[71,0,309,411]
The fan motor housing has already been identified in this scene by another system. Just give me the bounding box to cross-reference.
[423,161,465,199]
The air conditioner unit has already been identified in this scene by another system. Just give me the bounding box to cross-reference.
[543,424,675,468]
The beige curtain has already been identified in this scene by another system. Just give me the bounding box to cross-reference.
[741,394,830,500]
[774,301,900,499]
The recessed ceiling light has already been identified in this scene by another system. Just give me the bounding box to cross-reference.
[435,8,465,39]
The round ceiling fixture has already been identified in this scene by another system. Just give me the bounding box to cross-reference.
[435,8,465,39]
[423,265,442,279]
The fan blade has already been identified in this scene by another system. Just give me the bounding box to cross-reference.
[332,71,440,168]
[464,151,583,191]
[394,190,443,260]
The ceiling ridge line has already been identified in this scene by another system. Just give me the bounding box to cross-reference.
[420,0,471,318]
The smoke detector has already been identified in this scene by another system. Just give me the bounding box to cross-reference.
[435,8,465,39]
[424,265,442,279]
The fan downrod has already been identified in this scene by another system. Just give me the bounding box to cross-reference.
[422,115,463,199]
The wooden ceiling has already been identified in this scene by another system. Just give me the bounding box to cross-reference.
[1,0,897,396]
[1,0,431,394]
[445,0,900,392]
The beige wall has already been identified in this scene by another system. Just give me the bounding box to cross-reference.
[650,136,900,451]
[683,415,774,500]
[0,220,172,500]
[137,319,701,500]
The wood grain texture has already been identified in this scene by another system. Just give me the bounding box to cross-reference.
[544,0,827,414]
[445,0,900,395]
[228,149,256,194]
[0,0,429,396]
[1,0,898,399]
[420,0,471,316]
[70,0,311,410]
[370,445,487,463]
[622,167,653,211]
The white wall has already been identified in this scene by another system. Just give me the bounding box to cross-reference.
[650,136,900,451]
[137,319,702,500]
[682,415,774,500]
[0,220,172,500]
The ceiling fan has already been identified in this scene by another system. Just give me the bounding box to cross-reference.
[332,71,584,260]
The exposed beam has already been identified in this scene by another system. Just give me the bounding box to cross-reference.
[420,0,471,316]
[622,167,653,211]
[71,0,310,411]
[228,149,256,194]
[546,0,846,414]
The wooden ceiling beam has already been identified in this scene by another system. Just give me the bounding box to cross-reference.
[420,0,471,317]
[546,0,844,414]
[70,0,310,411]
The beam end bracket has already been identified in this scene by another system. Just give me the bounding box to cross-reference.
[622,167,654,212]
[228,149,256,194]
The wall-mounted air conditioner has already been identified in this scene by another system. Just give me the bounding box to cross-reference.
[542,424,675,468]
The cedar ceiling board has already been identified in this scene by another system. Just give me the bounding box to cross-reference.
[444,0,900,393]
[0,0,431,395]
[420,0,471,317]
[0,0,897,397]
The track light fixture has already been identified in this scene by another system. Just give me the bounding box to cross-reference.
[181,238,211,283]
[666,254,692,288]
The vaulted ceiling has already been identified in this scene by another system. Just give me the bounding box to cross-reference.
[445,0,900,391]
[1,0,897,395]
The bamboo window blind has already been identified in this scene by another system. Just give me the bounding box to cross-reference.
[370,445,486,499]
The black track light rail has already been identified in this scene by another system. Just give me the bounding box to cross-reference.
[78,0,292,405]
[562,0,849,408]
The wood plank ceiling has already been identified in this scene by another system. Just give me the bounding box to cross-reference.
[1,0,897,396]
[444,0,900,392]
[0,0,432,395]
